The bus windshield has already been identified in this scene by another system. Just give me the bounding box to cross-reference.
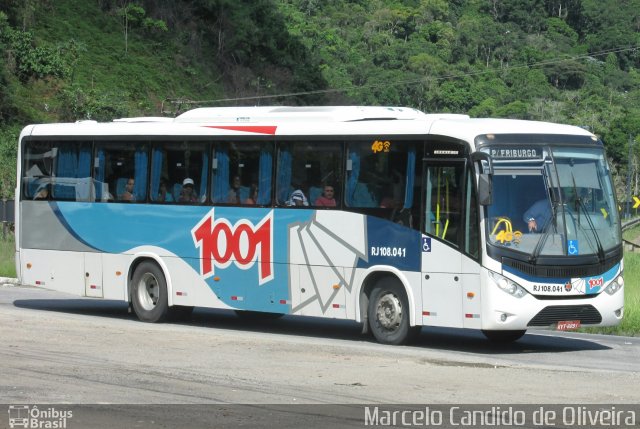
[485,146,620,258]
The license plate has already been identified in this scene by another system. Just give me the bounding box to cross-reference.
[557,320,581,331]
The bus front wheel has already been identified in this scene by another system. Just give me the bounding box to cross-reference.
[482,329,526,343]
[368,278,420,345]
[131,261,169,323]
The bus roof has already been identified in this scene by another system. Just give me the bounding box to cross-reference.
[22,106,596,143]
[428,117,595,142]
[173,105,435,123]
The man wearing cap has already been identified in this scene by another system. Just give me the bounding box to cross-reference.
[179,178,198,203]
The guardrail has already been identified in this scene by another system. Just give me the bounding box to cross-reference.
[621,216,640,232]
[622,217,640,252]
[1,199,14,239]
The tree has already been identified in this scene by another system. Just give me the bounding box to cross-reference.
[116,1,167,55]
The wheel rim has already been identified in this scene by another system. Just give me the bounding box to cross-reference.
[137,272,159,311]
[375,292,403,331]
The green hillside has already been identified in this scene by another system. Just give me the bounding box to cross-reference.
[1,0,639,199]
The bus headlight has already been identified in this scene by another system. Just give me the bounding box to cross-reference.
[488,271,527,298]
[604,274,624,295]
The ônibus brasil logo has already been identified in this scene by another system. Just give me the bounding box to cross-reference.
[191,209,274,285]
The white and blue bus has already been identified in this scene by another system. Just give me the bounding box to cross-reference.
[15,106,624,344]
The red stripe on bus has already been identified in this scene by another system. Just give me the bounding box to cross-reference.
[203,125,277,135]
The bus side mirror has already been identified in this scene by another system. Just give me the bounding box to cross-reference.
[478,174,493,206]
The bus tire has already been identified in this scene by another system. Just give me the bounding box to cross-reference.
[131,261,169,323]
[368,278,420,345]
[482,329,526,343]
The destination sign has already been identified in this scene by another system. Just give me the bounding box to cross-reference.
[489,148,542,160]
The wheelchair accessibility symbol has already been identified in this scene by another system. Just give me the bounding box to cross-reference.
[567,240,579,255]
[422,237,431,252]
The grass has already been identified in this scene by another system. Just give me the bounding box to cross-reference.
[622,222,640,242]
[0,232,16,278]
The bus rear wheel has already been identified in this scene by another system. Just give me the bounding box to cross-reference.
[131,261,169,323]
[368,278,420,345]
[482,329,526,343]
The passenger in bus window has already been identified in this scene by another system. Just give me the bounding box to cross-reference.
[179,178,198,203]
[34,184,50,200]
[228,175,242,204]
[157,180,174,202]
[244,184,258,205]
[120,178,135,201]
[314,184,336,207]
[286,188,309,207]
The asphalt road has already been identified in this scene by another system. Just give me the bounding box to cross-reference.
[1,283,639,428]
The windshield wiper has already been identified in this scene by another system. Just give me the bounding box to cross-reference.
[529,198,558,265]
[571,174,605,263]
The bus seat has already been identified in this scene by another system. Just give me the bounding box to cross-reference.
[26,178,40,198]
[75,177,94,201]
[238,186,249,202]
[172,183,182,201]
[353,182,377,207]
[309,186,322,204]
[116,178,127,198]
[53,183,75,200]
[278,185,294,204]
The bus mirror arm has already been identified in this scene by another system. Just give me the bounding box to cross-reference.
[470,151,493,175]
[471,152,493,206]
[478,173,493,206]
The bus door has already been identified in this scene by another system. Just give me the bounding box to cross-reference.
[84,252,103,298]
[421,159,466,327]
[421,152,482,329]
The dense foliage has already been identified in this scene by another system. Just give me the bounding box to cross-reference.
[0,0,639,199]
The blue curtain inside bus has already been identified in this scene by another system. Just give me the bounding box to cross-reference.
[212,148,229,203]
[134,149,148,200]
[277,149,292,203]
[78,147,91,178]
[404,149,415,209]
[54,146,78,199]
[258,149,272,205]
[150,148,163,201]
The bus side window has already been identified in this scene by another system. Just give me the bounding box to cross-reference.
[346,140,417,228]
[151,142,208,204]
[48,141,93,201]
[277,141,342,208]
[211,141,273,205]
[23,141,53,200]
[96,142,148,203]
